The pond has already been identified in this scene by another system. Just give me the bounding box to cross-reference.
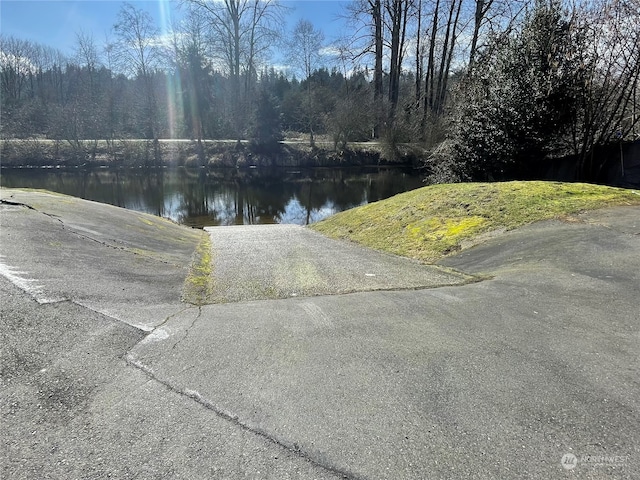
[0,166,425,228]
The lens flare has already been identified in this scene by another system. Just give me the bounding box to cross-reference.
[157,0,182,139]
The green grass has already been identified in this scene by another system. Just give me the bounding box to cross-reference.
[182,232,214,305]
[311,181,640,263]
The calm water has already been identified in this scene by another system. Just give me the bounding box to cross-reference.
[0,167,424,228]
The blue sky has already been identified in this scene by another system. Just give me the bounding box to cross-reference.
[0,0,351,56]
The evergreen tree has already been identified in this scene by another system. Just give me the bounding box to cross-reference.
[450,0,579,179]
[249,90,283,152]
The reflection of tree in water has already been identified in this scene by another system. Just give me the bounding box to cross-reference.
[170,169,292,226]
[174,169,218,226]
[366,169,418,204]
[138,170,165,217]
[2,166,422,227]
[2,169,166,217]
[233,171,294,225]
[277,169,406,225]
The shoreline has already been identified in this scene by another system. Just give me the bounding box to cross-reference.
[0,138,424,169]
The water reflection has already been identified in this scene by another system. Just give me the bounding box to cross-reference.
[1,167,424,227]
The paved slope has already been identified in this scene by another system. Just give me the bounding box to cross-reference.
[205,224,474,303]
[0,188,203,330]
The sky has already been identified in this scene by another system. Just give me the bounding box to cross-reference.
[0,0,352,58]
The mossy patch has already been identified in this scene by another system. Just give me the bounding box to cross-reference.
[138,216,156,227]
[311,181,640,263]
[182,232,214,305]
[137,215,171,230]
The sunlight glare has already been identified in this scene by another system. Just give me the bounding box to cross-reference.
[157,0,181,139]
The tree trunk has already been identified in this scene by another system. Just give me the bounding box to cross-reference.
[372,0,384,138]
[438,0,463,113]
[469,0,490,69]
[415,0,422,109]
[423,0,440,123]
[387,0,405,118]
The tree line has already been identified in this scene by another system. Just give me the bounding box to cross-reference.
[1,0,638,181]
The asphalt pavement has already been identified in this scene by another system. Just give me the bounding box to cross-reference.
[1,188,639,479]
[204,224,474,303]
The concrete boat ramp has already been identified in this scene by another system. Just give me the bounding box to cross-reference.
[1,188,639,479]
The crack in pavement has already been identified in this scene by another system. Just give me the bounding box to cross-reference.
[124,354,360,480]
[3,195,363,478]
[66,229,179,266]
[171,306,203,351]
[155,306,194,330]
[1,198,179,267]
[3,236,404,480]
[1,198,65,226]
[1,198,39,211]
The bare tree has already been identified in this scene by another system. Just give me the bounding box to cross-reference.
[570,0,640,177]
[372,0,384,129]
[0,35,33,106]
[287,19,325,146]
[69,31,105,157]
[243,0,284,95]
[468,0,493,67]
[385,0,411,118]
[341,0,385,137]
[423,0,440,124]
[113,2,161,139]
[343,0,413,133]
[434,0,463,114]
[468,0,527,69]
[102,34,123,150]
[414,0,423,108]
[422,0,463,119]
[74,31,100,83]
[183,0,284,140]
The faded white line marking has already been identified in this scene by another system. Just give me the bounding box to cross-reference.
[0,258,66,304]
[73,300,155,332]
[140,328,170,344]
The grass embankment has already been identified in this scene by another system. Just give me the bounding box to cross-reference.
[311,181,640,263]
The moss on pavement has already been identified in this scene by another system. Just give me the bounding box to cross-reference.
[182,232,214,305]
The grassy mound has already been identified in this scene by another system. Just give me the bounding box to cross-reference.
[310,181,640,263]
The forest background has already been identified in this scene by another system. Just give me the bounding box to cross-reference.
[1,0,639,182]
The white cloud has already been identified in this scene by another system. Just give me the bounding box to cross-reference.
[319,45,340,57]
